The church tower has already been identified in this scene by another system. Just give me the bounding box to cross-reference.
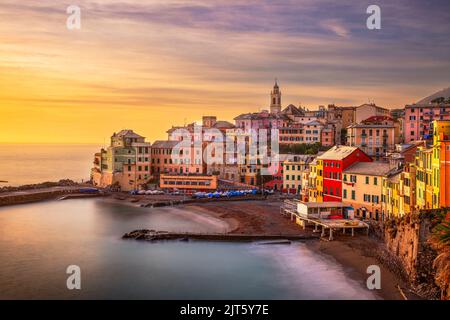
[270,80,282,113]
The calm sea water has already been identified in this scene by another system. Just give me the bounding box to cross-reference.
[0,199,378,299]
[0,144,100,186]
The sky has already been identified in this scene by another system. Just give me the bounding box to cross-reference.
[0,0,449,144]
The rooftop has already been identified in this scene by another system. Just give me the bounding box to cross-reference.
[151,140,180,148]
[344,162,392,176]
[297,201,346,208]
[317,145,359,160]
[114,130,145,139]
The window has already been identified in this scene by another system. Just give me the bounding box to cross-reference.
[343,189,347,199]
[374,177,378,185]
[365,176,369,184]
[351,190,356,200]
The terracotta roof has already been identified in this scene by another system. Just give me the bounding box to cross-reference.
[317,145,359,160]
[343,162,391,176]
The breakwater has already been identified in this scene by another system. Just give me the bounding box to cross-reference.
[123,229,318,242]
[0,187,101,206]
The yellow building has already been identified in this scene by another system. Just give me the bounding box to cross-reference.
[283,161,309,194]
[415,147,433,210]
[316,159,324,202]
[382,171,402,219]
[400,162,416,215]
[342,162,391,221]
[308,159,318,202]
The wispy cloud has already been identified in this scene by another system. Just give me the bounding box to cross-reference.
[0,0,449,142]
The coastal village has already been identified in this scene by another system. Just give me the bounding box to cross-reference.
[88,81,450,299]
[91,81,450,222]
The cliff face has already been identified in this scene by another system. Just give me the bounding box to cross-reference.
[382,212,449,299]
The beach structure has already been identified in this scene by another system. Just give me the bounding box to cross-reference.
[281,199,368,241]
[159,174,218,191]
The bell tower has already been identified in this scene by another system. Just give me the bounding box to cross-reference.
[270,79,282,113]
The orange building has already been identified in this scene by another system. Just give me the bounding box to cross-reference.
[160,174,218,191]
[347,116,401,159]
[432,120,450,207]
[151,140,205,176]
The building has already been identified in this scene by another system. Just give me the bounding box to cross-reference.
[151,140,204,176]
[355,103,390,124]
[234,110,290,132]
[316,146,372,202]
[415,146,433,210]
[404,103,450,142]
[282,158,311,194]
[381,171,402,219]
[400,162,416,216]
[346,116,401,159]
[270,80,282,114]
[431,120,450,208]
[91,130,152,191]
[307,159,318,202]
[321,124,336,147]
[342,162,392,221]
[160,174,218,191]
[327,105,356,128]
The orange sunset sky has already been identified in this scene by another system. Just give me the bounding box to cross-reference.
[1,0,449,144]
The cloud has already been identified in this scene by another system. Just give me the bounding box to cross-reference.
[0,0,450,142]
[321,19,350,38]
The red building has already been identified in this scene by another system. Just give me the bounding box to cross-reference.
[317,146,372,202]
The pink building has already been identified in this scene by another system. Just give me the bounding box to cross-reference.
[346,116,401,159]
[234,110,290,131]
[404,103,450,142]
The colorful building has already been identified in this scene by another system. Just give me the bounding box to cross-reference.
[316,146,372,202]
[91,130,152,191]
[307,159,318,202]
[342,162,392,221]
[404,103,450,142]
[415,146,434,210]
[432,120,450,208]
[151,140,204,176]
[381,171,402,219]
[354,103,390,124]
[160,174,218,191]
[282,160,310,194]
[347,116,401,159]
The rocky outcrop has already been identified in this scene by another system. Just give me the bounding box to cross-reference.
[381,211,448,299]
